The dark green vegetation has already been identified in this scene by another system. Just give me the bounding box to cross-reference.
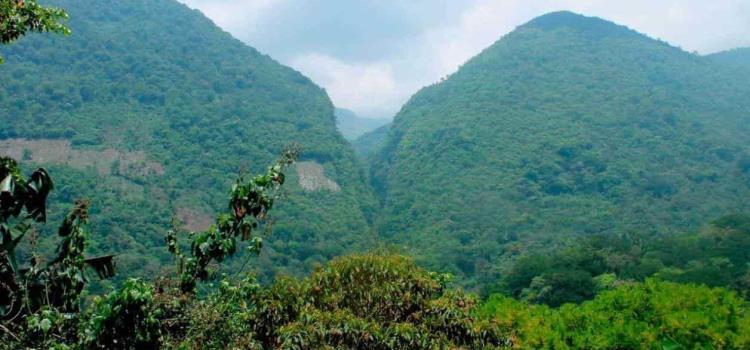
[373,11,750,288]
[0,0,376,281]
[494,214,750,306]
[334,108,389,141]
[1,157,114,322]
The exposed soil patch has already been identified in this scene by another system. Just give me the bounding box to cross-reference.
[296,161,341,192]
[0,138,164,177]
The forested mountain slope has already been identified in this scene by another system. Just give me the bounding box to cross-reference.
[708,47,750,72]
[373,11,750,287]
[353,123,390,158]
[0,0,376,279]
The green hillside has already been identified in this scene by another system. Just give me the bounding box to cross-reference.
[334,108,389,141]
[0,0,376,280]
[708,47,750,71]
[373,11,750,288]
[352,123,390,158]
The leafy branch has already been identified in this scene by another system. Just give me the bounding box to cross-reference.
[167,145,301,293]
[1,157,115,323]
[0,0,70,63]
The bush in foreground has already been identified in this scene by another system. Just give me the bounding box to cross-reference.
[173,253,509,349]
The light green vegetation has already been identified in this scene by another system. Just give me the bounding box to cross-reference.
[481,279,750,349]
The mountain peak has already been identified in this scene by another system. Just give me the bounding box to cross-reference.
[523,11,640,39]
[375,7,750,282]
[527,10,588,23]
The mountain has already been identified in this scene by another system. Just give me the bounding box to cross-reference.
[352,123,390,158]
[373,11,750,287]
[0,0,376,280]
[708,47,750,71]
[335,108,390,140]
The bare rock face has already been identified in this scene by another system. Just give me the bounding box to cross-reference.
[0,139,164,177]
[296,161,341,192]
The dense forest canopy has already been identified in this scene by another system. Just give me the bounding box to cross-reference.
[490,214,750,306]
[373,11,750,288]
[708,47,750,71]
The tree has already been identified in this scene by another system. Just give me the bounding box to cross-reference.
[176,253,508,349]
[0,0,70,63]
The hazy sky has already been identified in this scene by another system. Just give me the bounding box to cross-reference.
[179,0,750,119]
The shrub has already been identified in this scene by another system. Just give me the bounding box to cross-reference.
[79,279,162,350]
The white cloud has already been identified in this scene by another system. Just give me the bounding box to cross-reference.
[290,54,403,118]
[178,0,284,35]
[422,1,533,77]
[178,0,750,119]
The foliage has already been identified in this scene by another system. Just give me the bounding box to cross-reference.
[168,146,300,292]
[1,156,114,327]
[78,278,162,349]
[372,11,750,288]
[2,149,296,348]
[0,0,69,63]
[494,214,750,305]
[481,279,750,349]
[22,307,76,349]
[3,155,750,349]
[1,156,53,272]
[174,253,508,349]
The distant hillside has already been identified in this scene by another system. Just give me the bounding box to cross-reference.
[708,47,750,71]
[0,0,376,280]
[353,123,390,158]
[373,11,750,288]
[335,108,390,140]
